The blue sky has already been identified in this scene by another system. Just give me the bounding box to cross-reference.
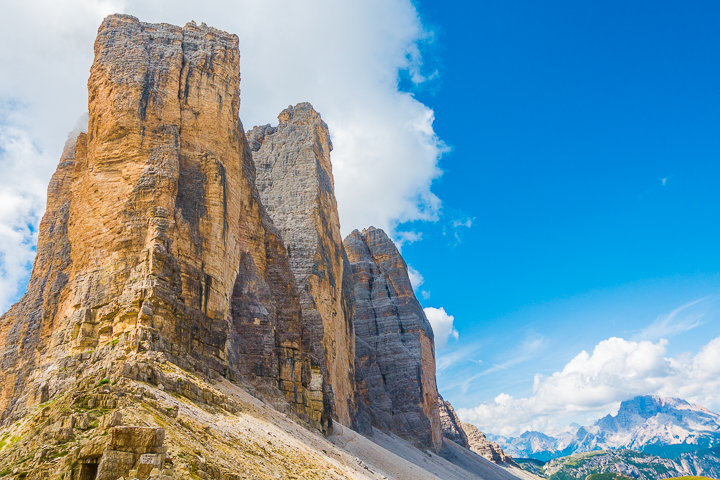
[1,0,719,438]
[397,0,720,434]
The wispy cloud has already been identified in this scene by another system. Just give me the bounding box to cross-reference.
[451,217,473,228]
[476,335,545,378]
[395,230,423,251]
[442,214,475,245]
[438,334,546,397]
[407,265,424,290]
[436,342,485,373]
[636,296,713,341]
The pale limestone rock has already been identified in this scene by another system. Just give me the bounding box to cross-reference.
[462,422,518,466]
[249,103,357,428]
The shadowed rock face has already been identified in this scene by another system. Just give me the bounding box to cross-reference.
[248,103,357,427]
[344,227,442,451]
[0,14,323,429]
[439,395,470,449]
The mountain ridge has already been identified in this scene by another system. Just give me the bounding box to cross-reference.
[487,395,720,461]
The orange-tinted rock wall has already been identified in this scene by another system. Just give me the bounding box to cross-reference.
[0,14,322,429]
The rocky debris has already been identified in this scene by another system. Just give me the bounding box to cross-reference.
[249,103,357,428]
[0,347,392,480]
[344,227,442,451]
[462,422,518,466]
[438,396,469,449]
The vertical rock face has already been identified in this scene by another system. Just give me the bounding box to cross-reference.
[439,395,470,449]
[462,422,518,466]
[248,103,357,427]
[344,227,442,451]
[0,15,322,428]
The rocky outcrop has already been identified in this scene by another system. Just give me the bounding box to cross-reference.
[248,103,357,427]
[344,227,442,451]
[439,395,469,449]
[0,14,325,430]
[462,422,518,466]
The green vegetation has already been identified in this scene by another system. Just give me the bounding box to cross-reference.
[97,378,110,386]
[561,450,606,467]
[0,468,11,476]
[587,474,634,480]
[539,449,691,480]
[49,449,69,459]
[666,477,717,480]
[109,338,120,346]
[17,472,27,479]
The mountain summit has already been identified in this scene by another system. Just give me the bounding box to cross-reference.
[490,395,720,460]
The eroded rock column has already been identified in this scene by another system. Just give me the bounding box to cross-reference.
[248,103,357,427]
[0,14,320,428]
[344,227,442,451]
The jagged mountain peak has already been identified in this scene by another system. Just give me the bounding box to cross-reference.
[491,395,720,461]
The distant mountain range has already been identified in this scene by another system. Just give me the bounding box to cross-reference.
[488,395,720,461]
[514,447,720,480]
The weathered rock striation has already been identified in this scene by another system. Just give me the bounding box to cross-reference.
[462,422,518,466]
[344,227,442,451]
[248,104,357,428]
[439,395,470,449]
[0,14,324,430]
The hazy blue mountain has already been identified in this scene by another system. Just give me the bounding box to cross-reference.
[489,395,720,460]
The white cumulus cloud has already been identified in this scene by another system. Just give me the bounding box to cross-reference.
[0,0,446,313]
[424,306,459,349]
[457,335,720,437]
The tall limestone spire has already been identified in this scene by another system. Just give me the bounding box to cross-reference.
[248,103,358,427]
[345,227,443,451]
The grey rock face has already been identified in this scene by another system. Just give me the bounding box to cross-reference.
[439,395,470,448]
[344,227,442,451]
[249,103,357,427]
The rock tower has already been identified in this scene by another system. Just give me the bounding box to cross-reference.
[248,104,357,427]
[344,227,442,451]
